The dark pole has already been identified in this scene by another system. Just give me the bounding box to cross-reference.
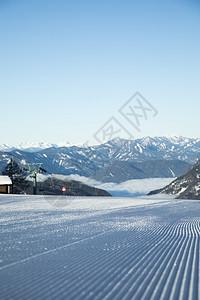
[11,159,14,194]
[26,163,46,195]
[33,173,37,195]
[11,174,14,194]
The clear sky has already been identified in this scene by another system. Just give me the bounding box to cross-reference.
[0,0,199,146]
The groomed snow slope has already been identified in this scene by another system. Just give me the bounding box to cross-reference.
[0,195,200,299]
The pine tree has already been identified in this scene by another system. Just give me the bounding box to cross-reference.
[2,158,28,194]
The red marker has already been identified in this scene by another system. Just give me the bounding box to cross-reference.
[62,186,66,196]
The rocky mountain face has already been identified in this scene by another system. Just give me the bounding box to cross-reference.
[148,160,200,200]
[0,136,199,183]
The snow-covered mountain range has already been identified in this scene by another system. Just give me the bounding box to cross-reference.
[1,135,199,156]
[0,136,199,182]
[0,141,74,153]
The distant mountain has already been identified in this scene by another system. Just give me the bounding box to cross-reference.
[0,136,199,182]
[0,144,17,152]
[93,160,191,183]
[101,135,200,164]
[0,141,76,153]
[148,160,200,200]
[1,135,199,163]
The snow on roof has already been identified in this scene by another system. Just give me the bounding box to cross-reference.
[0,176,12,185]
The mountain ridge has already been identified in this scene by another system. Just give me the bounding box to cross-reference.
[1,135,199,154]
[0,136,199,182]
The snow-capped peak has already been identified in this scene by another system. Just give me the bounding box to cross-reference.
[18,141,53,152]
[0,141,75,153]
[163,134,188,144]
[140,136,152,146]
[0,144,16,152]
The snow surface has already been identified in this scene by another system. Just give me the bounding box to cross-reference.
[1,194,200,299]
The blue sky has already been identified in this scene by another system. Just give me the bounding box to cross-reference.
[0,0,199,145]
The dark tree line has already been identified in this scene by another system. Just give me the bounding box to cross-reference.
[2,158,28,194]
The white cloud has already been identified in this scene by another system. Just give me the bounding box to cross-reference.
[35,174,174,197]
